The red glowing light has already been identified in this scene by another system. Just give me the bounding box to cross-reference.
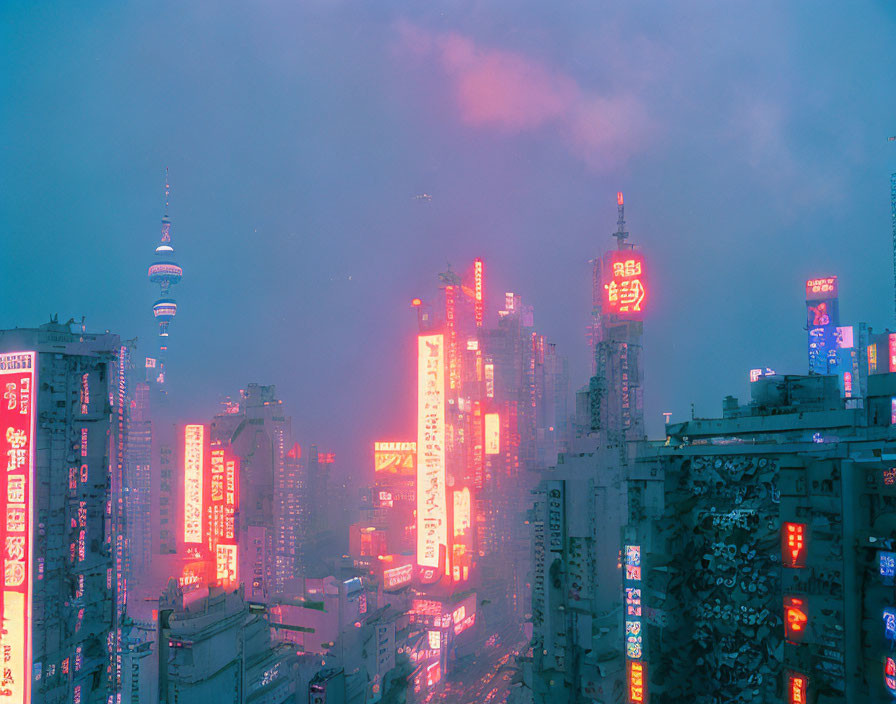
[782,522,806,568]
[617,191,624,206]
[317,452,335,464]
[784,596,807,640]
[628,660,645,703]
[0,351,35,704]
[789,673,807,704]
[474,258,484,327]
[604,251,646,318]
[411,298,422,307]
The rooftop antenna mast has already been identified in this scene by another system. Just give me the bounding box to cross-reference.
[613,191,629,250]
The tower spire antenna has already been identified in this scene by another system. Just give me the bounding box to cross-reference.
[613,191,629,249]
[164,166,170,217]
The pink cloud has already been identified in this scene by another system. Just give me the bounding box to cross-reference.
[395,20,650,169]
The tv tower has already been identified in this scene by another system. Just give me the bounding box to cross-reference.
[147,169,183,386]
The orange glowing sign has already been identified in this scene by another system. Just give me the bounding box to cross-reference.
[788,672,807,704]
[605,251,646,318]
[784,596,807,641]
[484,413,500,455]
[183,424,205,545]
[374,442,416,475]
[0,352,34,704]
[628,660,645,703]
[782,523,806,568]
[417,335,447,570]
[208,445,239,556]
[474,258,484,327]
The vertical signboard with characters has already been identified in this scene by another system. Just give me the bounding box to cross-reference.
[417,335,447,580]
[805,277,840,375]
[0,351,35,704]
[604,251,647,319]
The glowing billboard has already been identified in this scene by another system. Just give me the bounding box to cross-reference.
[788,672,807,704]
[484,413,500,455]
[183,424,205,545]
[0,351,35,704]
[474,258,484,327]
[782,522,806,568]
[453,488,471,537]
[604,251,646,318]
[628,660,645,703]
[784,596,807,641]
[383,563,413,590]
[805,276,840,375]
[374,441,416,475]
[216,544,238,587]
[417,334,447,571]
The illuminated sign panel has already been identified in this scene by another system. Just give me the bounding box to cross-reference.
[604,251,646,318]
[0,351,35,704]
[417,334,447,570]
[887,658,896,695]
[474,258,484,327]
[784,596,807,641]
[782,522,806,568]
[383,563,413,590]
[484,413,500,455]
[882,552,896,585]
[216,544,238,587]
[374,442,416,475]
[183,424,205,545]
[628,660,645,703]
[788,672,808,704]
[805,276,840,375]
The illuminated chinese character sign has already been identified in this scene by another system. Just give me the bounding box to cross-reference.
[628,660,646,703]
[887,657,896,696]
[183,424,205,546]
[805,277,840,375]
[784,596,808,641]
[484,413,500,455]
[604,251,646,319]
[374,442,416,475]
[417,335,447,573]
[209,444,239,586]
[0,351,35,704]
[782,523,806,568]
[788,672,808,704]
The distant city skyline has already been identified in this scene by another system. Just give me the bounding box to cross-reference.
[3,2,895,475]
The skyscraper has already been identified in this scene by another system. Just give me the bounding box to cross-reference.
[0,319,124,704]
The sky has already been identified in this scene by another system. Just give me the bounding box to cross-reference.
[2,1,895,479]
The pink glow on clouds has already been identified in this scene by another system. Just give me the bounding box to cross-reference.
[395,21,650,168]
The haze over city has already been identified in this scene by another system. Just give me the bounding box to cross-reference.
[2,2,896,703]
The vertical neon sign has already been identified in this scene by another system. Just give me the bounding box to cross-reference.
[782,523,806,567]
[183,424,205,545]
[417,335,446,572]
[0,351,35,704]
[474,258,484,327]
[788,672,807,703]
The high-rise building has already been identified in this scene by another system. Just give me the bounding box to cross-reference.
[209,384,292,601]
[0,319,125,704]
[125,382,153,578]
[524,193,648,703]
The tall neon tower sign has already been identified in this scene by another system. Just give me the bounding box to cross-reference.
[147,169,183,387]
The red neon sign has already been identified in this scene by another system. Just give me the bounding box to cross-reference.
[788,672,807,704]
[474,258,484,327]
[604,251,646,318]
[628,660,645,703]
[805,276,838,300]
[887,657,896,694]
[0,352,35,704]
[317,452,335,464]
[784,596,808,641]
[183,425,205,545]
[782,523,806,568]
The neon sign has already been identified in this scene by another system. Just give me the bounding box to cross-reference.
[788,672,807,704]
[782,522,806,568]
[183,425,205,545]
[417,335,447,571]
[604,251,646,318]
[625,545,641,581]
[373,442,416,475]
[884,608,896,641]
[216,544,238,587]
[784,596,807,641]
[0,351,35,704]
[625,619,642,659]
[887,657,896,695]
[628,660,645,703]
[484,413,500,455]
[881,552,896,584]
[383,563,413,590]
[474,258,484,327]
